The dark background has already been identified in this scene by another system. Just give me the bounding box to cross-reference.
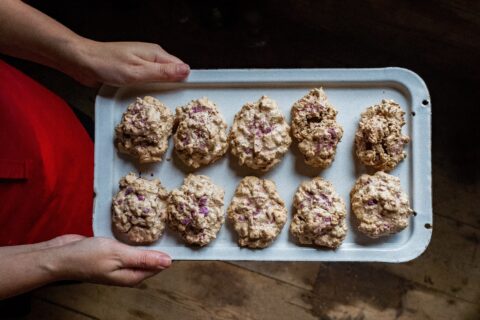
[1,1,479,318]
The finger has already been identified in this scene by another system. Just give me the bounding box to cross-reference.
[119,247,172,270]
[109,268,160,287]
[133,43,184,64]
[154,46,185,64]
[138,62,190,82]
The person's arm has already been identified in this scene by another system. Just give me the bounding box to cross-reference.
[0,235,171,300]
[0,0,190,87]
[0,234,85,256]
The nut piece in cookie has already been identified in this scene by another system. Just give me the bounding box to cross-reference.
[228,176,287,248]
[291,88,343,168]
[290,177,347,249]
[112,172,169,244]
[350,171,413,238]
[115,96,174,163]
[167,174,225,246]
[173,97,228,168]
[355,99,410,171]
[230,96,291,172]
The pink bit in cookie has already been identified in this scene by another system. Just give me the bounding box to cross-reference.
[305,102,323,114]
[319,193,332,206]
[177,203,185,212]
[198,196,208,206]
[191,105,208,114]
[328,128,337,139]
[199,206,209,216]
[259,121,273,134]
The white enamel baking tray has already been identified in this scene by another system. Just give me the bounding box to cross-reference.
[94,68,432,262]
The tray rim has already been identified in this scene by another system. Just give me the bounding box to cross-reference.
[94,67,432,262]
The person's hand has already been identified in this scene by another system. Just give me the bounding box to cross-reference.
[0,0,190,87]
[46,236,171,286]
[0,235,170,299]
[66,39,190,87]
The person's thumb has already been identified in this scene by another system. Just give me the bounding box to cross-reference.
[121,248,172,270]
[141,62,190,82]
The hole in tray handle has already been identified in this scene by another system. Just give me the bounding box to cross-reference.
[422,99,429,106]
[424,223,432,229]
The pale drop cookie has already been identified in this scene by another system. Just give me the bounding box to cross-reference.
[167,174,225,246]
[291,88,343,168]
[112,172,169,244]
[115,96,174,163]
[290,177,347,249]
[228,176,287,248]
[173,97,228,168]
[297,120,344,168]
[229,96,291,172]
[350,171,413,238]
[355,99,410,171]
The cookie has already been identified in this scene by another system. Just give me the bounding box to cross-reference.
[112,172,169,244]
[230,96,291,171]
[115,96,174,163]
[173,97,228,168]
[350,171,413,238]
[355,99,410,171]
[167,174,225,246]
[291,88,343,168]
[227,176,287,248]
[297,120,344,168]
[290,177,347,249]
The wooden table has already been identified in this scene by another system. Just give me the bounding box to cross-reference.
[4,0,479,319]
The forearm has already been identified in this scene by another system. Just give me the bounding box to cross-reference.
[0,235,85,256]
[0,248,61,300]
[0,0,86,73]
[0,242,49,256]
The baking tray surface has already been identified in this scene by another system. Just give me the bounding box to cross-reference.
[94,68,432,262]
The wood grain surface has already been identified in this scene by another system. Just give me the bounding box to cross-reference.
[2,0,479,319]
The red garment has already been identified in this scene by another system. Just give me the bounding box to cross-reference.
[0,60,93,245]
